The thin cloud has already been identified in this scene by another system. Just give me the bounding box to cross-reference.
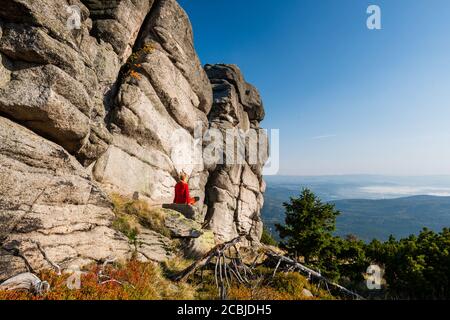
[360,186,450,197]
[311,134,337,140]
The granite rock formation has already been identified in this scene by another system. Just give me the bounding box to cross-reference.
[0,0,267,280]
[204,64,267,242]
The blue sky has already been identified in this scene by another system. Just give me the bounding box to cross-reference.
[178,0,450,176]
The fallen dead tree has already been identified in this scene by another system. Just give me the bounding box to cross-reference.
[0,273,50,295]
[263,247,364,300]
[173,236,249,299]
[174,236,364,300]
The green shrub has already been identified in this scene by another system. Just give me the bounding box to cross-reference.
[271,272,306,296]
[261,227,278,246]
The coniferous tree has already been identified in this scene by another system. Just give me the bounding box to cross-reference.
[275,188,340,264]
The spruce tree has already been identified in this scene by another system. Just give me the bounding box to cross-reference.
[276,188,341,264]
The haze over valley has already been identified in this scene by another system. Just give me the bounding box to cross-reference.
[262,175,450,242]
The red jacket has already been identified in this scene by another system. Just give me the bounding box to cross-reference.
[173,181,195,205]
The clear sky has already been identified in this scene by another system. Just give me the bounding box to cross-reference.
[178,0,450,176]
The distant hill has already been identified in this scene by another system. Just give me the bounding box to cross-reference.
[262,188,450,242]
[331,195,450,242]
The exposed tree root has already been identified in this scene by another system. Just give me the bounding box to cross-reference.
[174,237,364,300]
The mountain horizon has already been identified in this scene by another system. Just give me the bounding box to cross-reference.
[262,175,450,242]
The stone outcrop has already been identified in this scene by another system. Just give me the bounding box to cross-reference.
[0,117,131,281]
[0,0,267,279]
[204,64,267,242]
[0,0,119,166]
[82,0,155,62]
[93,0,212,218]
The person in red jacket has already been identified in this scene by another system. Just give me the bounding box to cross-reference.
[173,172,198,205]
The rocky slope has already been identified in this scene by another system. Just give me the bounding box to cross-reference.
[0,0,267,281]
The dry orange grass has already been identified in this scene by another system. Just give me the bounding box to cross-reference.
[0,261,335,301]
[0,260,195,301]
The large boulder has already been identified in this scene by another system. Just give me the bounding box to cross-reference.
[162,209,203,238]
[205,64,265,122]
[0,64,93,154]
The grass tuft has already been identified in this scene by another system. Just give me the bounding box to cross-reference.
[111,194,171,238]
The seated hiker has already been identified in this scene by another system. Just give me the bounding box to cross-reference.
[174,171,199,205]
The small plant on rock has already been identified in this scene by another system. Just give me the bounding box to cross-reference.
[123,43,157,81]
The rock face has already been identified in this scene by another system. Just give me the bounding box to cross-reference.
[0,117,131,281]
[204,64,267,242]
[0,0,119,166]
[82,0,155,63]
[0,0,267,279]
